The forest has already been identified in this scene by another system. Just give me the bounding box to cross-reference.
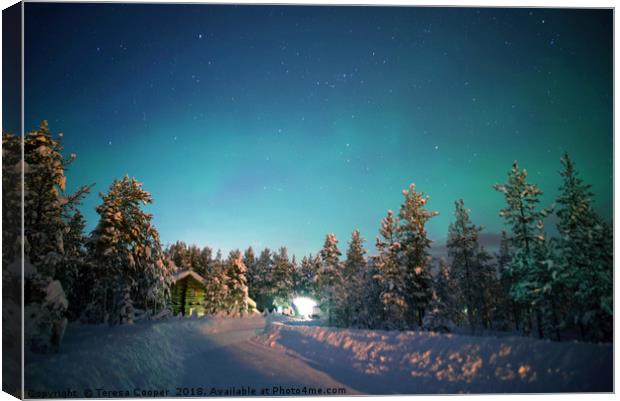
[3,121,613,354]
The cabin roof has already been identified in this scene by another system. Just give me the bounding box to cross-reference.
[172,269,206,285]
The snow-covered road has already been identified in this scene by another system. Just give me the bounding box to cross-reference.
[24,315,612,397]
[25,316,358,398]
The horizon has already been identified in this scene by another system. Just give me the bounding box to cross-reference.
[15,4,613,259]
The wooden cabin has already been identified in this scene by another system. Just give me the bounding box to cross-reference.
[171,270,207,317]
[171,265,259,317]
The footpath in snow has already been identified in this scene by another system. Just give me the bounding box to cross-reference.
[24,315,612,397]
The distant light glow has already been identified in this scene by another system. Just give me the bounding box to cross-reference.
[293,297,317,317]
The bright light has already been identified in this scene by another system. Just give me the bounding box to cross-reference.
[293,297,317,317]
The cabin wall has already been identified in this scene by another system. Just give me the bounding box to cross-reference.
[171,276,206,317]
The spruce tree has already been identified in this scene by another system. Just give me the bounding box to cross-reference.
[317,233,343,325]
[496,231,520,331]
[59,210,88,321]
[271,247,295,310]
[203,253,228,314]
[433,257,460,328]
[340,230,367,327]
[359,257,383,329]
[243,247,258,303]
[424,257,458,333]
[187,245,202,272]
[373,209,407,328]
[2,132,22,269]
[195,245,213,277]
[423,290,452,333]
[556,153,612,341]
[494,161,552,337]
[447,199,481,332]
[475,246,498,331]
[20,122,90,351]
[225,250,249,315]
[167,241,190,270]
[88,176,170,324]
[252,248,274,311]
[296,254,318,298]
[397,184,437,327]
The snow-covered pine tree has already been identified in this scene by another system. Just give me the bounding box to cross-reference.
[59,210,89,321]
[373,209,407,328]
[23,121,67,277]
[119,285,135,324]
[203,253,228,314]
[397,184,438,328]
[186,245,203,272]
[556,153,612,341]
[88,175,170,324]
[251,248,275,312]
[496,231,520,331]
[590,218,613,341]
[432,257,460,328]
[243,247,257,278]
[447,199,482,332]
[475,246,499,331]
[21,122,91,352]
[341,230,367,327]
[224,250,249,315]
[270,247,295,311]
[423,289,454,333]
[167,241,190,270]
[143,248,173,316]
[2,131,23,362]
[195,246,213,278]
[336,230,366,327]
[358,256,383,329]
[2,132,22,270]
[243,246,258,302]
[317,233,343,326]
[494,161,552,338]
[290,255,300,299]
[532,237,565,341]
[296,254,317,298]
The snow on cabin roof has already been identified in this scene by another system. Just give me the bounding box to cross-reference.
[171,269,206,284]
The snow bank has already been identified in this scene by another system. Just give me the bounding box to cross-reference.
[255,323,612,393]
[25,315,267,394]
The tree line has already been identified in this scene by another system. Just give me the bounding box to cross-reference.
[159,153,613,342]
[3,122,612,354]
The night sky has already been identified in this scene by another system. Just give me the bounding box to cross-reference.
[20,4,613,257]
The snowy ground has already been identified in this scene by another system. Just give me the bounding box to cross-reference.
[24,315,612,397]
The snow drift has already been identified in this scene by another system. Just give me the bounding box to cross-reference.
[255,318,612,393]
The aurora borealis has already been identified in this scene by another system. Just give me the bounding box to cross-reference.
[20,4,612,257]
